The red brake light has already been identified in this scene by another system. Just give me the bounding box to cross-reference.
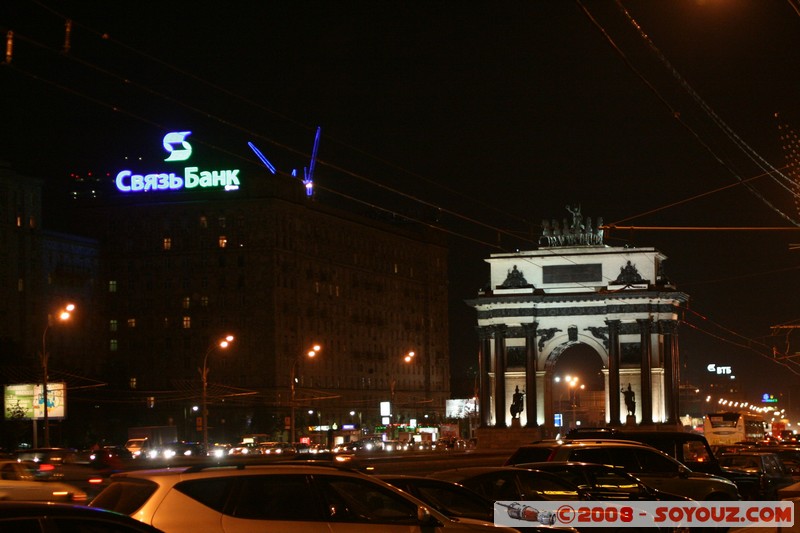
[38,463,55,472]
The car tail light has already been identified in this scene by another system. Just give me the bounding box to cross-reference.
[38,463,56,472]
[88,476,105,485]
[69,492,88,502]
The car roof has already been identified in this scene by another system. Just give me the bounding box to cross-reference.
[0,501,155,522]
[108,462,367,481]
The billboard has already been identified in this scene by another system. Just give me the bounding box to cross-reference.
[4,383,66,420]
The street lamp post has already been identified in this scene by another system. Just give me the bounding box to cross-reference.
[290,344,321,444]
[200,335,234,452]
[555,375,582,430]
[41,303,75,448]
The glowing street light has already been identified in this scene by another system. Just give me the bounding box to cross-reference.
[200,334,234,452]
[41,303,76,448]
[290,344,321,444]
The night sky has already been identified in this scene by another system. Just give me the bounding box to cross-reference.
[3,1,800,410]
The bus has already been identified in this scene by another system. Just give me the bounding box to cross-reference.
[703,412,766,446]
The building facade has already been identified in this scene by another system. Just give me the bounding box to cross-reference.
[1,151,450,446]
[468,211,689,443]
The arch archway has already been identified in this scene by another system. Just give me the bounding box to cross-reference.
[470,244,687,433]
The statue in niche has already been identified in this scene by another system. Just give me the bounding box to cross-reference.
[510,386,525,419]
[621,384,636,417]
[500,265,532,288]
[615,261,645,285]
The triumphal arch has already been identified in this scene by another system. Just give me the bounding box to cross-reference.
[467,207,688,441]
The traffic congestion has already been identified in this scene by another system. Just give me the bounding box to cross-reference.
[2,427,800,531]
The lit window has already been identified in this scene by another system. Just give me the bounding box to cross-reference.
[199,216,208,228]
[110,339,118,351]
[16,216,21,227]
[183,316,191,329]
[201,296,209,307]
[109,280,117,293]
[127,318,136,328]
[219,236,227,248]
[182,297,190,309]
[129,377,137,389]
[109,320,118,332]
[29,216,36,228]
[163,237,172,250]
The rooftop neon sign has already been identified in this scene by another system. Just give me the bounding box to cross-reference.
[115,131,240,193]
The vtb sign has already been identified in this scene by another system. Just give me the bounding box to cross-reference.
[706,363,732,375]
[115,131,240,193]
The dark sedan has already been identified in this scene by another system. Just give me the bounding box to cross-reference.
[512,461,692,501]
[0,501,164,532]
[717,451,794,500]
[429,466,586,502]
[379,474,580,532]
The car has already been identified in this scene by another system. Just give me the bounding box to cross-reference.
[161,441,206,459]
[0,501,165,532]
[505,439,740,501]
[717,451,794,500]
[564,428,722,476]
[710,443,754,457]
[384,440,409,452]
[428,466,586,502]
[125,438,150,459]
[90,461,518,532]
[259,441,294,454]
[749,446,800,480]
[378,473,579,532]
[0,459,88,502]
[511,461,692,502]
[14,447,85,481]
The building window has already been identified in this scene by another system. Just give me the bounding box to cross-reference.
[29,216,36,228]
[16,215,22,227]
[127,318,136,328]
[201,296,209,307]
[129,377,137,389]
[199,216,208,228]
[163,237,172,250]
[219,236,227,248]
[109,320,118,332]
[218,216,226,228]
[108,280,117,293]
[182,297,190,309]
[183,316,191,329]
[110,339,118,351]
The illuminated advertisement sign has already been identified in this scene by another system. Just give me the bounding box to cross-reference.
[706,363,732,375]
[4,383,67,420]
[762,393,779,404]
[115,131,240,193]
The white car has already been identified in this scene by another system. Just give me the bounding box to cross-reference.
[0,460,87,503]
[90,463,518,532]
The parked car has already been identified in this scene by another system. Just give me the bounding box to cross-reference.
[91,462,518,532]
[0,501,164,532]
[428,466,586,502]
[749,446,800,480]
[717,451,794,500]
[511,461,692,501]
[505,439,740,501]
[0,459,87,502]
[564,428,722,476]
[379,474,578,531]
